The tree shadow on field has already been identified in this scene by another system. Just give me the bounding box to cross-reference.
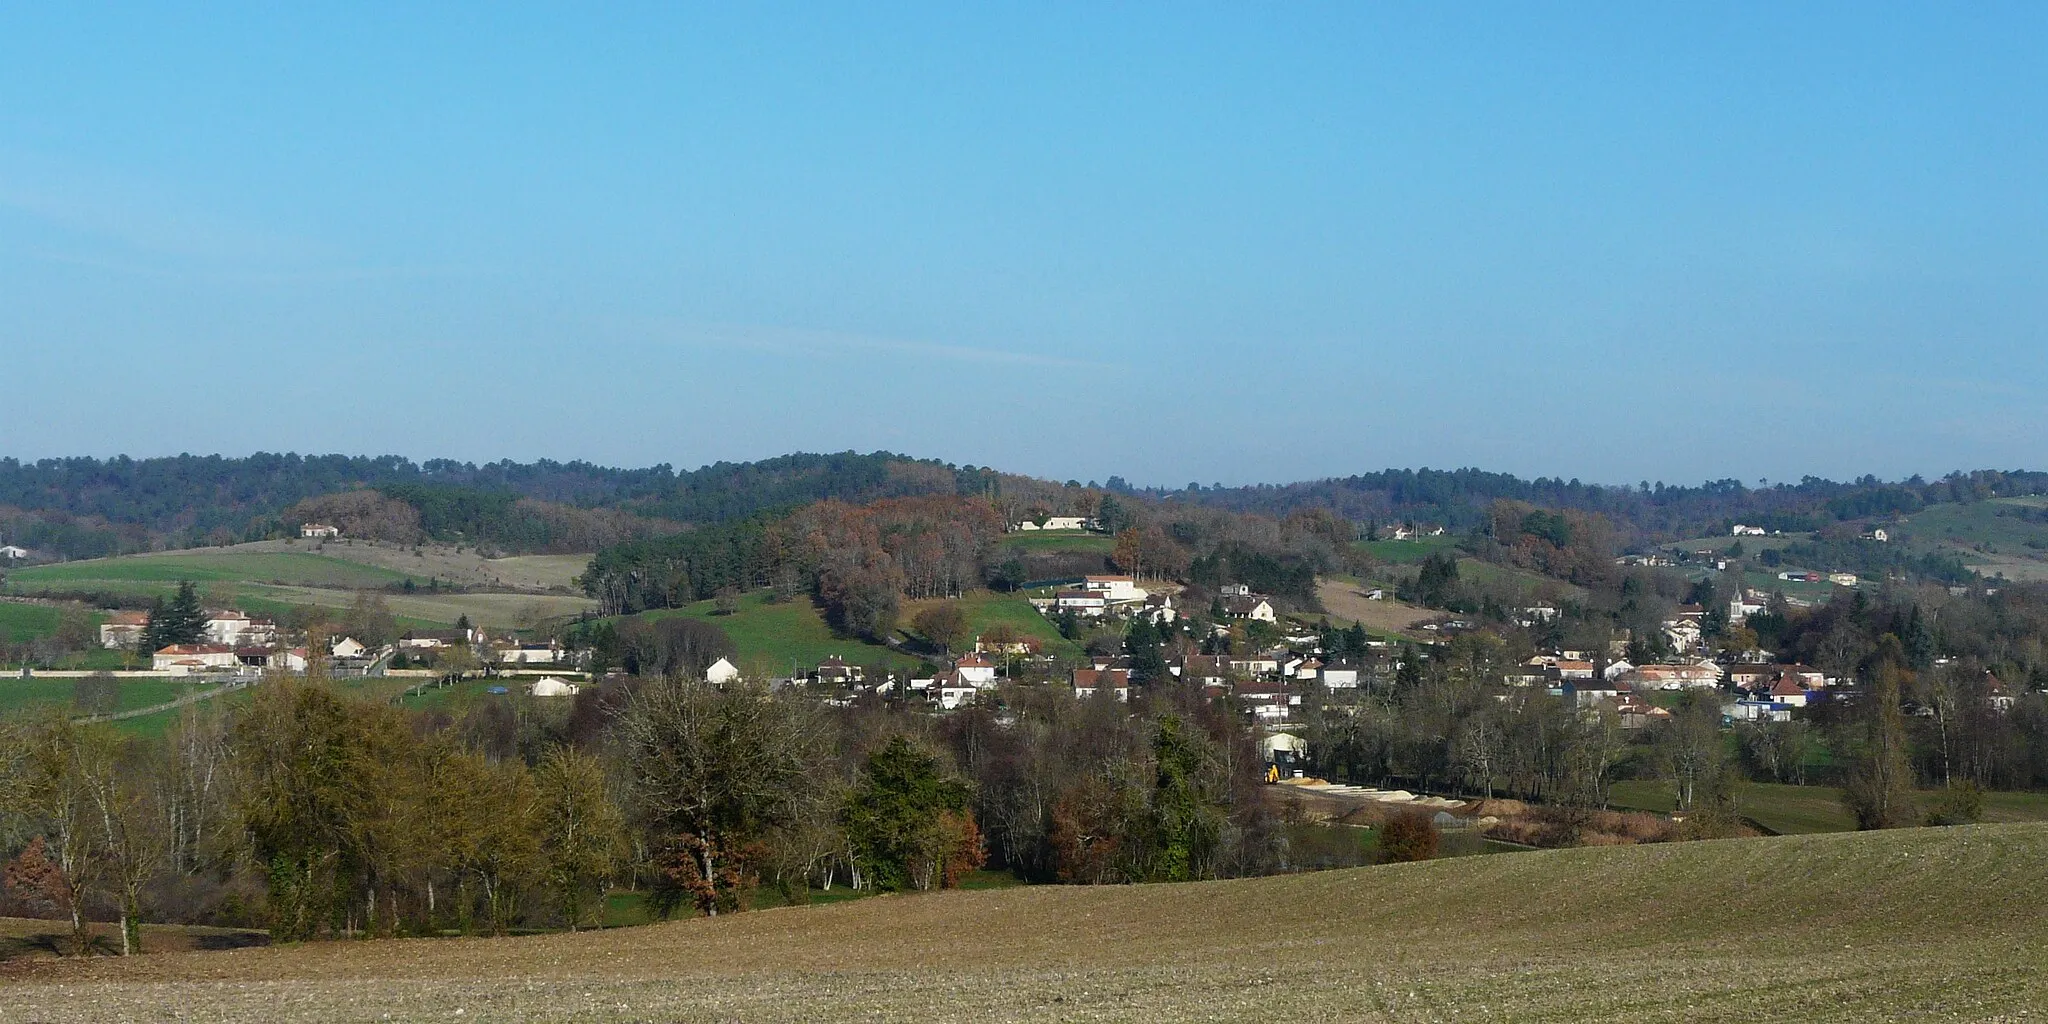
[193,931,271,951]
[0,928,119,961]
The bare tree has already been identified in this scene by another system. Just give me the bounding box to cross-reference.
[616,680,830,915]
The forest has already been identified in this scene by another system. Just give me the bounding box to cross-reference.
[7,450,2048,563]
[578,495,1342,632]
[0,671,1281,948]
[1147,467,2048,544]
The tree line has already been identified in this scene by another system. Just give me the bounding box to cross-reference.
[0,662,1283,949]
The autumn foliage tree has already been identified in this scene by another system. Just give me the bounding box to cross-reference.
[1376,811,1441,863]
[912,603,970,655]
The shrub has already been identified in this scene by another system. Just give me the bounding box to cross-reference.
[1377,811,1440,863]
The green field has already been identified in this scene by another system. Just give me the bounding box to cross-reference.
[1455,557,1588,602]
[0,602,67,643]
[998,530,1114,555]
[1351,534,1461,565]
[0,678,216,718]
[901,590,1083,659]
[1608,779,2048,835]
[8,551,417,589]
[1664,532,1809,555]
[636,591,924,678]
[1893,497,2048,581]
[12,824,2047,1021]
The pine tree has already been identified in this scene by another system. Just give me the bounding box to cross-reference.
[141,582,208,651]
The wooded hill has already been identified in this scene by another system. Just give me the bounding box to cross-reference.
[5,451,2047,567]
[0,452,1000,559]
[1148,467,2048,544]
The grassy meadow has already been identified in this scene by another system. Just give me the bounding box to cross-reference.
[0,602,69,643]
[8,823,2045,1021]
[636,590,924,678]
[998,530,1115,556]
[7,551,416,589]
[900,590,1082,658]
[1351,533,1461,565]
[0,678,213,718]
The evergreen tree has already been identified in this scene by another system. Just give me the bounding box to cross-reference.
[141,581,208,651]
[1147,715,1223,882]
[841,737,975,891]
[1124,616,1167,684]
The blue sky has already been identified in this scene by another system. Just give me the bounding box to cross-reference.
[3,4,2044,487]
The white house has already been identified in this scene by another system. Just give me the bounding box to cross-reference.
[1726,699,1792,723]
[1142,593,1177,624]
[1227,654,1281,677]
[1766,678,1809,707]
[497,644,559,665]
[204,610,275,647]
[400,629,472,650]
[1828,573,1859,587]
[528,676,580,697]
[954,652,998,686]
[1552,660,1597,681]
[300,523,341,539]
[934,671,979,710]
[0,545,27,560]
[1625,661,1723,690]
[153,643,239,674]
[1071,668,1131,701]
[1013,516,1091,532]
[331,636,369,659]
[1320,664,1361,689]
[1052,590,1108,617]
[100,610,150,649]
[1236,686,1291,723]
[1731,524,1767,537]
[816,655,864,684]
[705,657,741,684]
[1082,575,1148,604]
[1220,593,1277,622]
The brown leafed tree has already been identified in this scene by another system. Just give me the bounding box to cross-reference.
[912,603,969,655]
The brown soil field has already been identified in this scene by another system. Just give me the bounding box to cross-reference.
[229,540,591,592]
[1315,577,1436,636]
[0,917,266,960]
[5,824,2044,1022]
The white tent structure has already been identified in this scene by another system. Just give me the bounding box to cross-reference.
[528,676,580,697]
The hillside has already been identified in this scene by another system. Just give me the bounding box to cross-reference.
[8,824,2044,1021]
[1,545,596,629]
[1894,496,2048,582]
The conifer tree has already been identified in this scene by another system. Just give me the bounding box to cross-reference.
[140,581,208,651]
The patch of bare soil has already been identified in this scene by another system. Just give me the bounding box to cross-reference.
[1315,577,1435,635]
[229,540,590,592]
[7,826,2046,1022]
